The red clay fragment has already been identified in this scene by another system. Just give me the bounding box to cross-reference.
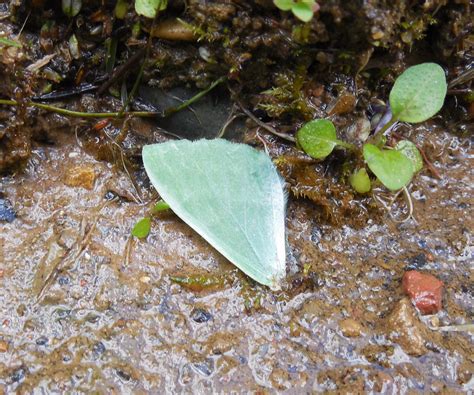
[402,270,444,315]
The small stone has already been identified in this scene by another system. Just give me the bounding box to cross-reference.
[11,367,25,383]
[92,341,105,355]
[405,254,427,271]
[0,198,16,223]
[327,93,356,116]
[0,340,8,352]
[116,369,131,381]
[385,298,428,356]
[191,308,212,323]
[191,359,214,376]
[64,166,96,190]
[35,336,48,346]
[402,270,444,314]
[151,19,197,41]
[339,318,363,337]
[57,276,70,285]
[372,30,385,40]
[139,275,151,284]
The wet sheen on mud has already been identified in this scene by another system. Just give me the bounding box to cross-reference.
[0,126,473,393]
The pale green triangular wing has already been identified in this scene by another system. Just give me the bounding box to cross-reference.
[142,139,286,288]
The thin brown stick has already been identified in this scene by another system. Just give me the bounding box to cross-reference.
[236,101,295,142]
[97,48,146,95]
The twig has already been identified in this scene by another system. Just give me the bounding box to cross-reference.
[236,101,295,142]
[0,99,160,118]
[164,76,227,117]
[97,48,146,95]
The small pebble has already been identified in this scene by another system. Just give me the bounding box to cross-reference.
[11,367,25,383]
[92,341,105,355]
[386,298,428,356]
[116,369,131,381]
[0,198,16,223]
[0,340,8,352]
[64,165,96,190]
[406,253,427,270]
[151,19,197,41]
[192,359,214,376]
[104,191,117,200]
[57,276,70,285]
[191,308,212,323]
[339,318,363,337]
[35,336,48,346]
[402,270,444,314]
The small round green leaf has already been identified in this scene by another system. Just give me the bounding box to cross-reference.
[273,0,293,11]
[296,119,338,159]
[135,0,167,18]
[115,0,128,19]
[396,140,423,173]
[292,2,314,22]
[152,200,170,213]
[350,168,371,194]
[389,63,447,123]
[62,0,82,17]
[132,217,151,238]
[363,144,414,191]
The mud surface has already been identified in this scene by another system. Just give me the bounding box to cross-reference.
[1,123,472,393]
[1,0,473,392]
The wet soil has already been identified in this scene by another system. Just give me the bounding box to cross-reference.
[1,0,473,392]
[0,122,472,393]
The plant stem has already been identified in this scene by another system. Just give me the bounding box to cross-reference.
[335,139,357,151]
[371,116,397,146]
[164,77,227,117]
[0,99,160,118]
[1,75,225,120]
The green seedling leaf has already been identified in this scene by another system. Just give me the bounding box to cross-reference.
[396,140,423,173]
[143,139,286,288]
[390,63,447,123]
[274,0,293,11]
[135,0,167,18]
[152,200,170,213]
[350,168,371,194]
[292,2,314,22]
[274,0,316,22]
[0,37,22,48]
[363,144,414,191]
[115,0,128,19]
[62,0,82,17]
[296,119,339,159]
[132,217,151,238]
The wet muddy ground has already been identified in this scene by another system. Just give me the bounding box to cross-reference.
[0,122,472,393]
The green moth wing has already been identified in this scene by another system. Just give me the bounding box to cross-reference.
[142,139,287,288]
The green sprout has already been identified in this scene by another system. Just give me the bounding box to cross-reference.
[0,37,22,48]
[296,63,447,193]
[135,0,167,18]
[350,168,371,194]
[131,199,170,239]
[131,217,152,239]
[274,0,318,23]
[296,119,354,159]
[62,0,82,17]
